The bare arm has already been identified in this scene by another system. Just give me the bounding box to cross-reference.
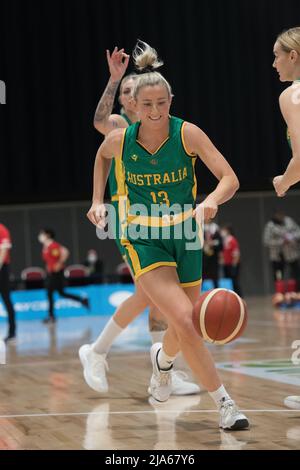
[60,246,70,264]
[87,128,125,227]
[273,85,300,196]
[94,48,130,135]
[53,246,70,272]
[0,236,11,269]
[0,247,8,269]
[183,123,239,220]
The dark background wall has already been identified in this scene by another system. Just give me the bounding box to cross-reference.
[1,1,300,296]
[1,0,300,203]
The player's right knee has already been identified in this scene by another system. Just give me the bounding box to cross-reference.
[172,311,197,342]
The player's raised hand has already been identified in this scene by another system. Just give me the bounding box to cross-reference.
[106,47,130,82]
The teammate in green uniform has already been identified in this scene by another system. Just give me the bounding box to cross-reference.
[80,47,199,396]
[86,41,249,431]
[272,27,300,410]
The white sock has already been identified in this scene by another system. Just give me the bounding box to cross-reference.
[92,317,124,355]
[150,330,166,344]
[157,347,177,371]
[209,385,231,408]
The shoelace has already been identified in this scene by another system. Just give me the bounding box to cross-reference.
[221,400,240,417]
[155,368,171,386]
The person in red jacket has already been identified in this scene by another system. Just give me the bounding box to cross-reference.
[0,223,16,342]
[221,224,242,297]
[38,228,89,323]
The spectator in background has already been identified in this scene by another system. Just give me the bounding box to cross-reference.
[0,223,16,342]
[203,222,223,288]
[263,210,300,286]
[38,228,89,323]
[84,249,103,282]
[220,224,242,296]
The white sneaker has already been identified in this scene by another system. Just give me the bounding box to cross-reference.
[170,371,200,395]
[79,344,108,393]
[147,370,200,396]
[150,343,172,402]
[284,396,300,410]
[219,399,249,431]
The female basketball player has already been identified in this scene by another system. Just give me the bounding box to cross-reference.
[272,27,300,410]
[79,47,199,396]
[87,41,249,430]
[273,27,300,197]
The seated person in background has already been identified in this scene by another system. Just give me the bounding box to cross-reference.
[84,249,103,282]
[220,224,242,297]
[203,222,223,288]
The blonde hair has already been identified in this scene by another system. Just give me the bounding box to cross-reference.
[132,40,172,99]
[120,73,138,93]
[277,27,300,54]
[119,74,138,114]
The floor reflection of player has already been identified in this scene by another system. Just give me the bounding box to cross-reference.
[148,395,201,450]
[83,403,120,450]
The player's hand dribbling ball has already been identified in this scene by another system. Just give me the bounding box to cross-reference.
[192,288,248,344]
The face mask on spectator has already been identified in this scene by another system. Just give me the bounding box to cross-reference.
[87,254,97,263]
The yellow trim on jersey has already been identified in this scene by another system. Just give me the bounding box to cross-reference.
[136,136,170,156]
[127,208,193,227]
[135,261,177,280]
[181,122,196,157]
[115,128,127,197]
[180,279,202,288]
[124,241,141,274]
[192,158,197,201]
[111,195,119,202]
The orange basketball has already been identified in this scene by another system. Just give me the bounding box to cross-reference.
[192,288,248,344]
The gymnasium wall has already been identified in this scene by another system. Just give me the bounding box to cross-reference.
[1,191,300,296]
[1,0,300,203]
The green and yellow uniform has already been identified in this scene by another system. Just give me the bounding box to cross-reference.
[118,116,202,287]
[109,113,132,258]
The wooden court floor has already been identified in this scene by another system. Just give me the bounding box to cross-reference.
[1,297,300,450]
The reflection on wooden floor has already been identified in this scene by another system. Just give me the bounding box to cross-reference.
[1,297,300,450]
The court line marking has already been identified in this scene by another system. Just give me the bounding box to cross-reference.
[249,320,300,327]
[0,346,294,369]
[0,409,300,419]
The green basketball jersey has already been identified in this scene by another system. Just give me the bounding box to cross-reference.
[120,116,197,216]
[109,113,132,200]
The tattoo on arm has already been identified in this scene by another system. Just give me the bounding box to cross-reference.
[94,81,120,123]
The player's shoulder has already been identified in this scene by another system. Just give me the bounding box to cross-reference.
[105,127,127,143]
[182,121,208,144]
[279,83,300,108]
[50,241,60,249]
[110,114,129,128]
